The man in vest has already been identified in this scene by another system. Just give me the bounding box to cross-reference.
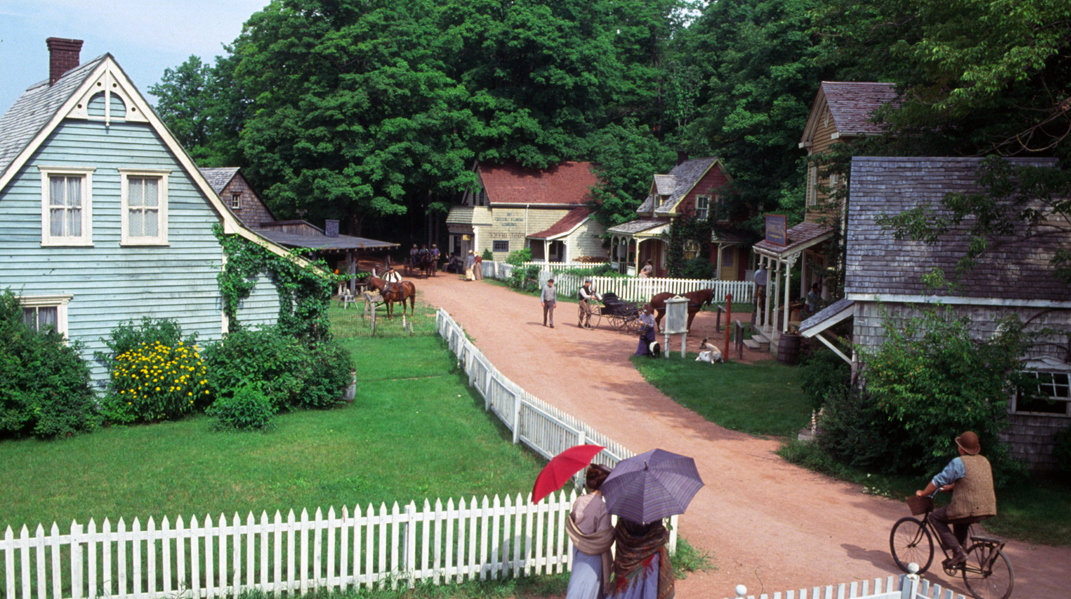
[915,431,997,568]
[578,279,602,329]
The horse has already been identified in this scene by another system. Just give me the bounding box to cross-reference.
[648,287,717,334]
[411,251,437,278]
[369,269,416,321]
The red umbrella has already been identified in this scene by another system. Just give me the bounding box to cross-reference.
[531,444,605,503]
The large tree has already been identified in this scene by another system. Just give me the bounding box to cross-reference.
[681,0,840,233]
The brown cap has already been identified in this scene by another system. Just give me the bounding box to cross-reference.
[956,431,981,455]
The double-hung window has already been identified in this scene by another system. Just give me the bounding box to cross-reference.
[695,196,710,221]
[120,169,169,245]
[19,295,72,337]
[39,166,94,246]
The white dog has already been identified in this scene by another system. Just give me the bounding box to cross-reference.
[696,337,724,364]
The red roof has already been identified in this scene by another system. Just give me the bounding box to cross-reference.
[822,82,898,135]
[479,161,598,205]
[528,207,593,239]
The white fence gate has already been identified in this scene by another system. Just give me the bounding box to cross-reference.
[724,569,969,599]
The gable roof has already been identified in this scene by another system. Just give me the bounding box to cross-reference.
[636,157,724,215]
[800,82,898,148]
[199,167,240,193]
[0,54,299,262]
[528,207,594,240]
[478,161,597,206]
[0,56,106,179]
[845,156,1070,304]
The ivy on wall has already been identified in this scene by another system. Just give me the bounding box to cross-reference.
[665,217,713,279]
[214,225,336,343]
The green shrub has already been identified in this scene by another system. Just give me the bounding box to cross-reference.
[831,306,1031,478]
[679,257,715,280]
[481,248,493,261]
[0,289,98,438]
[202,327,308,409]
[508,265,542,292]
[96,317,191,364]
[505,248,532,266]
[207,381,275,430]
[99,339,210,423]
[299,342,355,409]
[799,348,851,412]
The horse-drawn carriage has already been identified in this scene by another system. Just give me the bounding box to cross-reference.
[590,292,643,333]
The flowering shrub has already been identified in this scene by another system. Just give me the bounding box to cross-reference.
[101,340,210,423]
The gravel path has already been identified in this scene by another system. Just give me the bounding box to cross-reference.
[406,271,1068,598]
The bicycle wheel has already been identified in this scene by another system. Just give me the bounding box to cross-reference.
[962,542,1013,599]
[890,517,934,573]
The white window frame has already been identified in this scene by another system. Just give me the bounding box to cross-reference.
[1013,367,1071,416]
[230,193,241,210]
[19,295,73,338]
[119,169,170,246]
[39,166,95,247]
[695,195,710,221]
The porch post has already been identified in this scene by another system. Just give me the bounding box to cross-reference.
[762,255,772,330]
[716,245,724,281]
[783,253,797,333]
[771,257,782,336]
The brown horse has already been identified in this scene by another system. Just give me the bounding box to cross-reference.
[649,287,717,333]
[368,270,416,321]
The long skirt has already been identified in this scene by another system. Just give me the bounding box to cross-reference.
[567,548,606,599]
[635,328,655,356]
[611,552,658,599]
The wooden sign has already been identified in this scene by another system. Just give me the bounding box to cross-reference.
[765,214,787,246]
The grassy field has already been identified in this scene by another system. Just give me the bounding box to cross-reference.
[632,355,812,438]
[0,300,545,532]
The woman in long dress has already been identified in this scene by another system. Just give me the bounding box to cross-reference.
[610,518,673,599]
[566,465,614,599]
[635,304,656,357]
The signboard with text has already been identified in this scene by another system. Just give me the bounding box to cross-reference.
[765,214,788,246]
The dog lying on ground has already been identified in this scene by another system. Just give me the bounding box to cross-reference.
[696,337,724,364]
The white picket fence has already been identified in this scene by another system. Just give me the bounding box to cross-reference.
[1,493,583,599]
[485,261,754,304]
[724,570,969,599]
[521,261,609,271]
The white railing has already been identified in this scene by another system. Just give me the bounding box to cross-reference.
[1,493,582,599]
[723,568,969,599]
[483,262,754,304]
[436,309,675,542]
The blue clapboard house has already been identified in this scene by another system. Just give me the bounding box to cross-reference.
[0,38,287,388]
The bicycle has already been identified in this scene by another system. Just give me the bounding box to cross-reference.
[889,493,1014,599]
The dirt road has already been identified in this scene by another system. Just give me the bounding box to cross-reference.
[410,272,1068,598]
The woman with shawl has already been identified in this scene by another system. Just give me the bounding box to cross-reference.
[566,465,614,599]
[610,518,674,599]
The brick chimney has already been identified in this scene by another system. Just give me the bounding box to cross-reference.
[676,151,689,166]
[46,38,84,86]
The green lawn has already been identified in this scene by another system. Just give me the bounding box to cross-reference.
[0,300,545,532]
[632,355,811,438]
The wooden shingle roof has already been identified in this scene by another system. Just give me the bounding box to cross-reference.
[0,56,106,180]
[845,156,1069,303]
[636,157,720,214]
[822,82,898,136]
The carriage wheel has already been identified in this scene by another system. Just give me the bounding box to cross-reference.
[588,309,602,330]
[625,312,644,334]
[608,313,626,331]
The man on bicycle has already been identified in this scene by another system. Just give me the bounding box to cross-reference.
[915,431,997,568]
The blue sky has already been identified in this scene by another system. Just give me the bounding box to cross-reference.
[0,0,269,115]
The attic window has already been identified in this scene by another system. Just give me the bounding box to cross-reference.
[231,193,241,210]
[695,196,710,221]
[824,110,829,128]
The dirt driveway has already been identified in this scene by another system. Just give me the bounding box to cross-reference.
[405,271,1068,598]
